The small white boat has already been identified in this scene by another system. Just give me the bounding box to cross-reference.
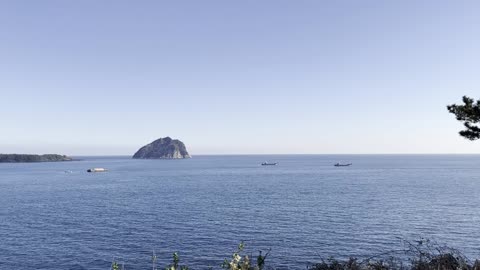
[87,168,108,173]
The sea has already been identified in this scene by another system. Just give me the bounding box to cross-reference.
[1,155,479,269]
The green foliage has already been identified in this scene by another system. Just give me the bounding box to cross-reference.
[152,250,158,270]
[165,252,189,270]
[111,260,125,270]
[404,238,471,270]
[112,240,480,270]
[447,96,480,140]
[308,238,478,270]
[307,256,405,270]
[308,257,361,270]
[221,241,270,270]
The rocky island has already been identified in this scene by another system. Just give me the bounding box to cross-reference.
[0,154,73,163]
[133,137,191,159]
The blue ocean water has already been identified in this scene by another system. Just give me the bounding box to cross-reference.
[1,155,480,269]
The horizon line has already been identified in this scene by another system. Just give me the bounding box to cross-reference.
[67,153,480,157]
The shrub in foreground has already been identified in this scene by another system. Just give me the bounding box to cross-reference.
[111,239,480,270]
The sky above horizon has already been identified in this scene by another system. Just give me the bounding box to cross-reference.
[1,0,480,155]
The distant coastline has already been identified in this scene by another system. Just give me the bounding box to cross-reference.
[0,154,73,163]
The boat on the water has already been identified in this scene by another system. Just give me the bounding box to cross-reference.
[261,162,278,166]
[87,168,108,173]
[334,163,352,167]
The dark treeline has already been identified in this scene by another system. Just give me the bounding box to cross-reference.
[0,154,72,163]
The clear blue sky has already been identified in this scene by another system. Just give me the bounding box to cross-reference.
[1,0,479,155]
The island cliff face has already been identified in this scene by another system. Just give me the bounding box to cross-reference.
[0,154,73,163]
[132,137,191,159]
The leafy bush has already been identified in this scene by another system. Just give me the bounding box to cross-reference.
[111,240,479,270]
[221,242,269,270]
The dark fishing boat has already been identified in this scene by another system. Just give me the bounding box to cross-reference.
[334,163,352,167]
[261,162,278,166]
